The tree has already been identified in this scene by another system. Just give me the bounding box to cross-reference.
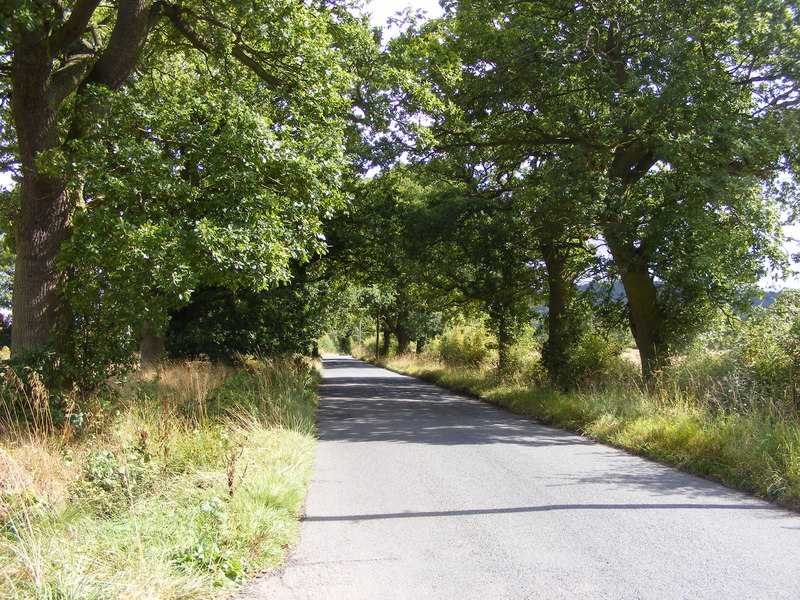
[514,152,598,387]
[403,0,800,378]
[392,159,541,372]
[325,165,450,355]
[165,278,333,363]
[1,0,370,379]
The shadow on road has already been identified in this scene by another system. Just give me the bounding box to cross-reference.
[302,502,772,522]
[319,374,589,448]
[318,358,796,510]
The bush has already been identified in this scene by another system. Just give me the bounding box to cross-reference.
[568,327,638,388]
[439,325,490,367]
[735,291,800,404]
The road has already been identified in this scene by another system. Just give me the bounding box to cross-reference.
[238,356,800,599]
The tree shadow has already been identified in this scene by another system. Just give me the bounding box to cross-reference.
[319,371,590,448]
[318,358,800,518]
[301,502,775,523]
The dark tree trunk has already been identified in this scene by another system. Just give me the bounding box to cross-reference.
[9,1,154,361]
[541,241,577,388]
[393,292,411,354]
[603,143,662,380]
[396,332,411,354]
[10,35,72,356]
[140,321,165,368]
[618,265,665,379]
[496,318,512,375]
[604,228,666,380]
[375,312,381,358]
[416,337,427,354]
[381,327,391,356]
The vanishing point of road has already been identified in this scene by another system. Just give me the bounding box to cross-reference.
[239,356,800,599]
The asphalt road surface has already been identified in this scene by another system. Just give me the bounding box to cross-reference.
[238,356,800,600]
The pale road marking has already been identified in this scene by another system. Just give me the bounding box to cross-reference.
[236,355,800,600]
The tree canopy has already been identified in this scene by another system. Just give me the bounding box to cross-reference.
[1,0,799,388]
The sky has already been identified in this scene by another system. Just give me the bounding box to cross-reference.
[364,0,443,28]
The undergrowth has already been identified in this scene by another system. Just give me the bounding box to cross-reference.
[0,356,319,599]
[362,352,800,510]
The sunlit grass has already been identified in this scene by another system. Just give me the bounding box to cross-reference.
[0,357,319,599]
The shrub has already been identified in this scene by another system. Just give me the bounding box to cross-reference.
[75,443,154,514]
[735,291,800,407]
[569,327,638,388]
[439,325,490,367]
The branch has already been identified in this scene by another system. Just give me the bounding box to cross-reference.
[89,0,152,90]
[49,0,103,53]
[433,134,596,153]
[51,49,96,107]
[231,46,282,87]
[162,4,281,88]
[161,3,214,53]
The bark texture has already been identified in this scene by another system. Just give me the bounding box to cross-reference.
[9,1,155,358]
[140,321,165,368]
[10,33,72,353]
[604,227,666,379]
[541,241,577,388]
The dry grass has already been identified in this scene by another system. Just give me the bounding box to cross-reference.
[0,357,319,599]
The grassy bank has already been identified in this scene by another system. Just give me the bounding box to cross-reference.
[0,357,319,599]
[363,352,800,510]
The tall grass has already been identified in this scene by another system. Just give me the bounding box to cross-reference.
[364,351,800,509]
[0,357,319,599]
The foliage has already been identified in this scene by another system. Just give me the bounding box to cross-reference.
[54,40,356,384]
[323,167,454,354]
[75,445,153,515]
[736,291,800,391]
[438,324,490,368]
[2,0,375,390]
[166,281,332,363]
[391,0,800,377]
[568,326,638,388]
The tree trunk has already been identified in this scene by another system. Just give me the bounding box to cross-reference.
[396,326,411,354]
[9,2,153,360]
[10,35,73,357]
[604,228,666,380]
[397,334,411,354]
[541,241,577,388]
[375,312,380,358]
[618,266,665,379]
[394,292,411,354]
[140,321,165,368]
[496,318,511,375]
[381,327,391,356]
[416,337,427,354]
[602,142,662,380]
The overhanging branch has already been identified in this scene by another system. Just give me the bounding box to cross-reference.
[49,0,103,53]
[161,4,282,88]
